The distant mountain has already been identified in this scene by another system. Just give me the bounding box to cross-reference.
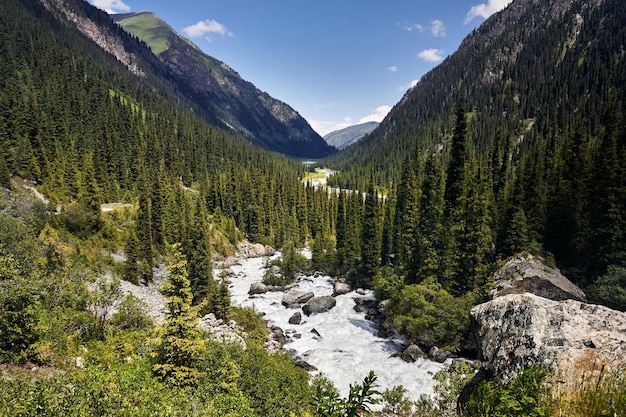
[324,0,626,186]
[112,11,335,159]
[323,122,379,150]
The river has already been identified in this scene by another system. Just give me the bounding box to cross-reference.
[223,253,448,402]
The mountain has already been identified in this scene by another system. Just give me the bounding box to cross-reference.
[111,11,334,159]
[323,0,626,186]
[323,121,379,150]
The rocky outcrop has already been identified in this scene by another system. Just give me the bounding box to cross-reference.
[490,253,586,302]
[281,290,314,308]
[303,296,337,316]
[470,293,626,384]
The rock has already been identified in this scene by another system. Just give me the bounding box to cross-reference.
[333,282,351,296]
[281,290,315,307]
[356,288,366,295]
[248,282,268,295]
[470,293,626,384]
[491,253,586,302]
[268,326,288,346]
[303,296,337,316]
[295,360,318,371]
[268,265,281,275]
[311,328,322,339]
[237,240,275,258]
[75,357,85,369]
[288,311,302,325]
[429,346,449,363]
[393,344,425,363]
[199,313,246,347]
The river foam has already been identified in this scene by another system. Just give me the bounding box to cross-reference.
[224,254,448,402]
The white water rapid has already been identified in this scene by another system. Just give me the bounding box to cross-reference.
[223,253,448,402]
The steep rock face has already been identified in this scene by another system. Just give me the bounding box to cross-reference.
[471,293,626,384]
[491,253,587,302]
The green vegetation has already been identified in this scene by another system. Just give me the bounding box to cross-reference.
[1,0,625,415]
[113,12,171,55]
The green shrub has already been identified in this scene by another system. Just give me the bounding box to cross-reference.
[465,368,549,417]
[388,277,476,349]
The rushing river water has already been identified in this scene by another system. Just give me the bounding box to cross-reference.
[222,253,448,401]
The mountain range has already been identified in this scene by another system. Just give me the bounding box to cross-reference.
[39,2,333,159]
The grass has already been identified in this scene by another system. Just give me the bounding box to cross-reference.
[115,12,170,55]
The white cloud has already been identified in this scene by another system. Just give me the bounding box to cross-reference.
[465,0,512,24]
[90,0,130,14]
[310,118,352,137]
[182,19,233,40]
[402,23,425,33]
[402,20,446,37]
[417,48,444,63]
[389,66,398,72]
[398,79,420,92]
[359,106,392,124]
[431,20,446,37]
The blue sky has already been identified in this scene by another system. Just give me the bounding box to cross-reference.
[91,0,512,136]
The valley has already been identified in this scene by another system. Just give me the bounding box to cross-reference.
[0,0,625,415]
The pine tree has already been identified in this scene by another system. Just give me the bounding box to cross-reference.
[153,246,206,387]
[415,154,445,282]
[185,197,215,310]
[359,180,382,285]
[136,176,154,282]
[123,229,140,284]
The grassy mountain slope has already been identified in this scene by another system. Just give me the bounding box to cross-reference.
[112,11,335,159]
[323,0,626,188]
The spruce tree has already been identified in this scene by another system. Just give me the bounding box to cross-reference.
[185,197,215,310]
[136,176,154,282]
[415,154,445,282]
[153,246,206,387]
[359,180,382,285]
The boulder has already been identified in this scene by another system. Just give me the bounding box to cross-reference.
[429,346,449,363]
[393,344,425,363]
[470,293,626,384]
[281,290,314,307]
[491,253,586,302]
[303,296,337,316]
[288,311,302,325]
[295,360,318,371]
[248,282,268,295]
[238,240,275,258]
[333,282,351,296]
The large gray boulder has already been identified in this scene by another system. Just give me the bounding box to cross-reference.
[281,290,314,307]
[332,282,351,296]
[471,293,626,384]
[248,282,268,295]
[303,296,337,316]
[491,253,586,302]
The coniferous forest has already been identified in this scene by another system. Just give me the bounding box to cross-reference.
[1,0,626,415]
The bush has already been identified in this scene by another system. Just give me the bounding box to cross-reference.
[586,265,626,311]
[465,368,549,417]
[388,277,476,349]
[0,278,44,364]
[111,294,153,330]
